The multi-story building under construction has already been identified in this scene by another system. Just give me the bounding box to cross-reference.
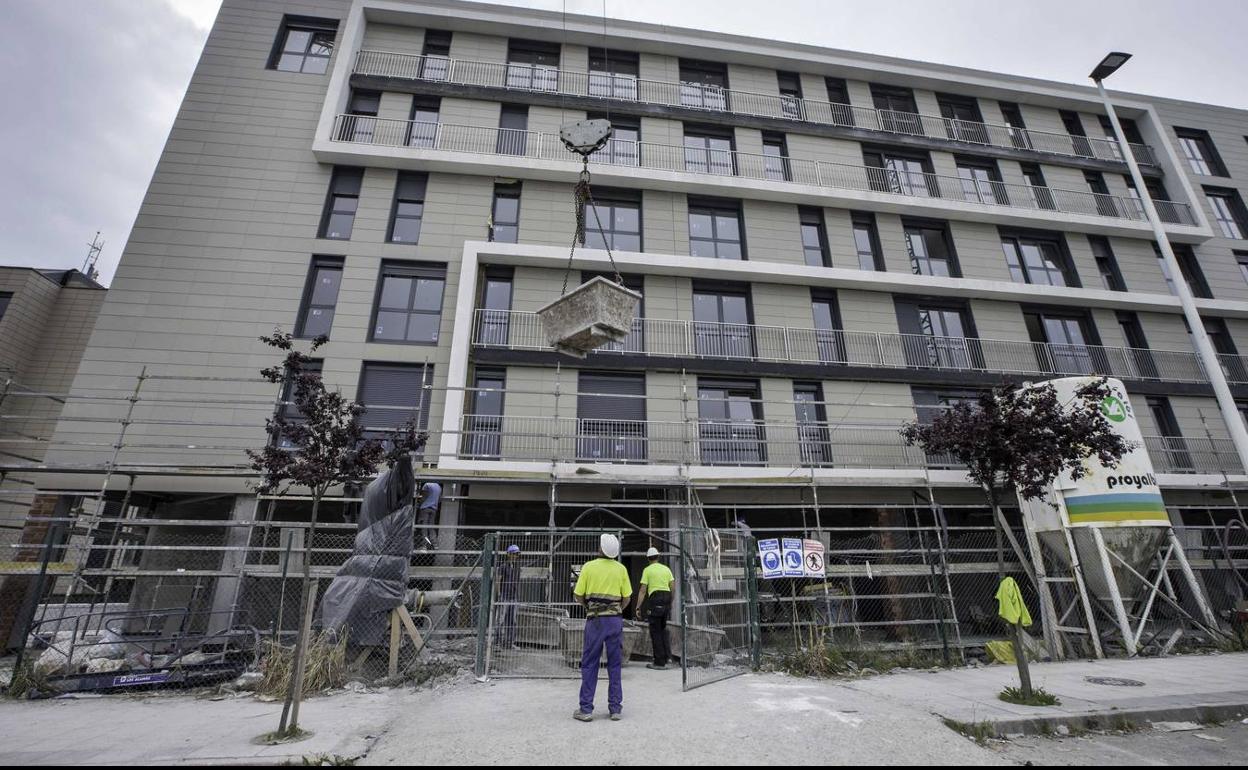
[3,0,1247,658]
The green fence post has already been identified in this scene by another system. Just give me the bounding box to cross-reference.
[473,532,497,679]
[745,534,761,670]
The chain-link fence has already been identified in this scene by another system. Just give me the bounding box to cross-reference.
[678,527,758,690]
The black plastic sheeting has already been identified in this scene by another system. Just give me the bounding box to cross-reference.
[319,460,416,646]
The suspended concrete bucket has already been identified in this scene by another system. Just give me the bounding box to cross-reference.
[536,276,641,358]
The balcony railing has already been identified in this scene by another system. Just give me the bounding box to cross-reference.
[353,49,1159,166]
[330,116,1196,226]
[456,412,1237,474]
[1217,354,1248,385]
[471,310,1209,384]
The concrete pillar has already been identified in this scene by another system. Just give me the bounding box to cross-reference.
[208,494,257,628]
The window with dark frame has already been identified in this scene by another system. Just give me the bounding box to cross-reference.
[419,30,452,80]
[490,183,521,243]
[938,93,988,144]
[588,48,640,100]
[466,368,505,458]
[275,359,323,449]
[1236,251,1248,285]
[506,39,560,91]
[1204,187,1248,240]
[358,363,433,442]
[269,16,337,74]
[1025,309,1102,375]
[1060,110,1093,157]
[1146,395,1191,470]
[904,220,959,277]
[576,371,647,461]
[683,125,735,176]
[497,104,529,155]
[1174,127,1228,176]
[864,148,935,197]
[793,382,831,466]
[0,292,11,323]
[811,290,843,363]
[870,84,923,135]
[1020,163,1054,210]
[913,386,984,425]
[998,102,1031,149]
[1089,235,1126,292]
[388,172,427,243]
[295,256,343,339]
[679,59,729,110]
[592,113,639,166]
[477,268,514,346]
[852,212,885,271]
[688,198,745,259]
[1153,243,1212,299]
[824,77,854,126]
[371,262,447,344]
[761,132,789,181]
[1123,174,1170,217]
[799,206,830,267]
[318,167,363,240]
[584,189,642,251]
[896,298,977,370]
[777,71,804,120]
[1083,170,1121,217]
[955,157,1007,205]
[407,97,440,148]
[697,378,765,465]
[693,283,753,358]
[341,89,379,142]
[1000,232,1079,287]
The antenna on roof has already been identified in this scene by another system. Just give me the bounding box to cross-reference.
[82,231,104,282]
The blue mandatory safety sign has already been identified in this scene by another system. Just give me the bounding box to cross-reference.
[782,538,805,577]
[758,538,782,578]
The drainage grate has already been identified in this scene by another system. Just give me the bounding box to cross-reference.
[1084,676,1145,687]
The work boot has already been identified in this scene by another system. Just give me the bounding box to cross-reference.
[573,711,593,722]
[609,712,621,721]
[645,663,667,670]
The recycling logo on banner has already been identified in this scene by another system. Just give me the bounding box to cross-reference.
[757,538,783,578]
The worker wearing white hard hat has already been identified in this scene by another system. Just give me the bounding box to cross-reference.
[633,545,675,670]
[571,533,631,722]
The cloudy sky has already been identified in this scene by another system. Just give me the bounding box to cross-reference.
[1,0,1245,285]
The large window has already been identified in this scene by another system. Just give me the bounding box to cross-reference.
[340,89,379,142]
[1001,233,1079,287]
[295,256,343,339]
[864,149,935,197]
[870,84,922,135]
[506,39,560,91]
[371,263,446,344]
[777,71,804,120]
[693,284,753,358]
[1025,311,1101,375]
[1154,243,1212,299]
[577,372,647,461]
[896,299,976,369]
[913,387,983,425]
[1146,395,1191,470]
[594,114,638,166]
[799,207,830,267]
[497,105,529,156]
[956,158,1007,205]
[683,126,734,175]
[904,221,958,277]
[477,268,513,346]
[697,379,765,465]
[489,183,521,243]
[588,48,639,100]
[824,77,854,126]
[1020,163,1055,211]
[688,199,745,259]
[1060,110,1093,157]
[1205,187,1248,240]
[1089,236,1126,292]
[318,167,363,240]
[268,16,336,74]
[418,30,452,81]
[1175,128,1227,176]
[0,292,11,323]
[794,382,831,466]
[1083,171,1121,217]
[999,102,1031,150]
[852,212,885,271]
[465,369,505,458]
[359,363,433,442]
[811,291,843,363]
[388,172,426,243]
[679,59,728,110]
[407,98,440,148]
[938,93,988,144]
[761,132,789,181]
[584,189,641,251]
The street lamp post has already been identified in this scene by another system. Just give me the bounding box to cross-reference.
[1091,52,1248,477]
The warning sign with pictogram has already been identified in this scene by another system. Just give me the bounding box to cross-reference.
[802,539,825,578]
[782,538,805,577]
[757,538,783,578]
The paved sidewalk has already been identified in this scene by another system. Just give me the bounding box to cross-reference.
[841,652,1248,735]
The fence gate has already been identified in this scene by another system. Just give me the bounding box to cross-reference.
[678,527,759,691]
[474,530,624,680]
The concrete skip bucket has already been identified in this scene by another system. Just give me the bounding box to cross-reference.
[536,276,641,358]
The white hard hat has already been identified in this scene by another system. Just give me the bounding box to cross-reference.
[600,533,621,559]
[646,547,660,558]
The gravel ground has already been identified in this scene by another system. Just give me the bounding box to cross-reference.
[993,720,1248,765]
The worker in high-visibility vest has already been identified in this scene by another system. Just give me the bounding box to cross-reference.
[572,533,631,722]
[633,546,674,670]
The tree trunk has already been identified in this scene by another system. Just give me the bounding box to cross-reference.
[986,487,1033,698]
[278,491,322,735]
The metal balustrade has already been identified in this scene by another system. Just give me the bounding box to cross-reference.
[330,115,1196,225]
[352,49,1159,166]
[471,310,1209,384]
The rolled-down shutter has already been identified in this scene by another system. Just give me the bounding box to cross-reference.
[359,363,432,433]
[577,373,645,421]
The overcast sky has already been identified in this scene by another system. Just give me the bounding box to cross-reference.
[1,0,1245,285]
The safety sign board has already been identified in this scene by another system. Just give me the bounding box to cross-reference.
[802,539,825,577]
[757,538,783,578]
[782,538,805,577]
